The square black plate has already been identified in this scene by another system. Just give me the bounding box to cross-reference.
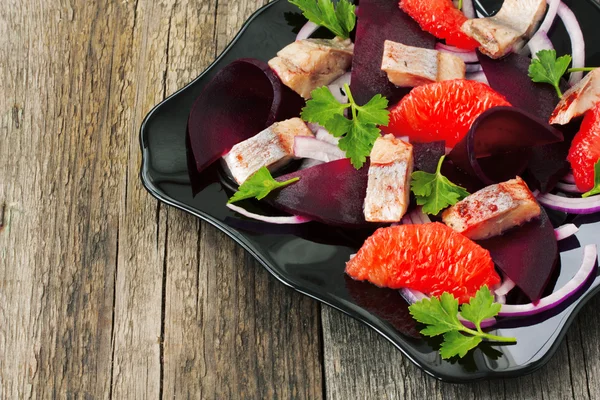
[140,0,600,382]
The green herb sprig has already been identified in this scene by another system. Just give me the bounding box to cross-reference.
[410,155,470,215]
[301,85,390,169]
[528,50,572,98]
[289,0,356,39]
[228,167,299,203]
[409,286,516,359]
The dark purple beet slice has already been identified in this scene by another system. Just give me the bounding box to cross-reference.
[477,207,558,303]
[266,159,369,227]
[478,52,560,121]
[441,160,486,194]
[525,141,570,193]
[448,107,564,185]
[350,0,436,105]
[413,141,445,174]
[188,58,304,174]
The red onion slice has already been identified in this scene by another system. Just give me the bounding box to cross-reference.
[399,288,428,304]
[539,0,562,34]
[327,72,352,104]
[495,294,506,304]
[537,192,600,214]
[555,181,583,193]
[528,30,555,56]
[499,245,598,317]
[523,0,561,56]
[307,122,321,133]
[561,172,576,184]
[494,278,516,296]
[315,128,340,145]
[294,136,346,162]
[296,21,319,41]
[462,0,475,19]
[226,203,312,224]
[557,2,585,85]
[406,207,431,225]
[400,214,413,225]
[554,223,579,240]
[435,43,479,63]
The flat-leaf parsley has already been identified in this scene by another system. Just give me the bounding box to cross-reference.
[409,286,516,359]
[228,167,299,203]
[301,85,389,169]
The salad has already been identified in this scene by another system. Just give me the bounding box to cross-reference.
[186,0,600,359]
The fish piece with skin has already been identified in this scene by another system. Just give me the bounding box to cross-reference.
[222,118,313,184]
[550,68,600,125]
[442,176,541,240]
[461,0,546,59]
[363,135,414,222]
[381,40,465,87]
[268,37,354,99]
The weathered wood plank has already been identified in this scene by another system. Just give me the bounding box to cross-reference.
[160,0,323,398]
[322,303,600,399]
[106,0,174,397]
[0,0,141,397]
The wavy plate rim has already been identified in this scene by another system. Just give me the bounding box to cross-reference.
[139,0,600,383]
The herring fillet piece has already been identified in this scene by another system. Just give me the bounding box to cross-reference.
[381,40,465,87]
[364,135,414,222]
[222,118,314,184]
[442,176,541,240]
[550,68,600,125]
[268,38,354,99]
[461,0,546,59]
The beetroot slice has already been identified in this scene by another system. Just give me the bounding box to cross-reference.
[266,159,369,227]
[350,0,436,105]
[525,142,570,194]
[478,52,560,121]
[412,141,445,174]
[448,107,564,185]
[188,58,304,174]
[264,143,442,226]
[477,207,558,303]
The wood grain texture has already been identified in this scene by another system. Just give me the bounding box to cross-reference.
[0,0,322,398]
[2,0,600,398]
[322,302,600,400]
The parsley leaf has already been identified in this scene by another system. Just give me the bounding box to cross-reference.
[300,86,349,128]
[410,155,470,215]
[528,50,572,98]
[301,84,389,169]
[354,94,390,126]
[409,286,516,360]
[410,292,462,337]
[228,167,299,203]
[440,331,482,359]
[582,160,600,198]
[460,286,501,330]
[338,121,381,169]
[289,0,356,39]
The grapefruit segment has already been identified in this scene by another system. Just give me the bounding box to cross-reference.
[384,80,511,147]
[567,102,600,192]
[345,223,500,303]
[399,0,480,50]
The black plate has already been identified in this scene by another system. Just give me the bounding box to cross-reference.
[140,0,600,382]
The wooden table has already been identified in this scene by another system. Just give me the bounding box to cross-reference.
[2,0,600,398]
